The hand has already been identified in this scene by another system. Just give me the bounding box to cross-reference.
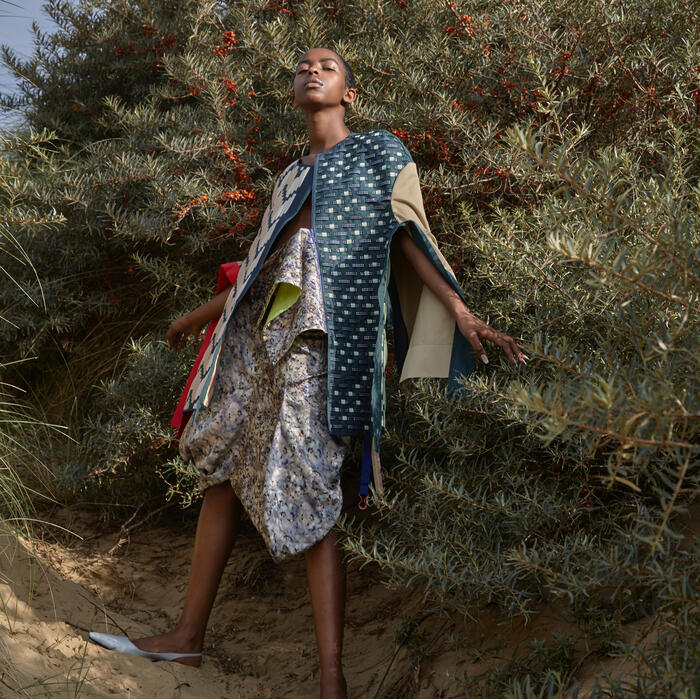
[456,310,527,366]
[166,313,205,349]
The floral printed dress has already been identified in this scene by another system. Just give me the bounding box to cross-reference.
[179,227,350,561]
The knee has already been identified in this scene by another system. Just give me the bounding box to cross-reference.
[204,481,239,508]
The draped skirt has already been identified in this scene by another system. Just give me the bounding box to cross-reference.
[179,228,350,560]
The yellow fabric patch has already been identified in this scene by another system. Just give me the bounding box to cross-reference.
[263,282,301,327]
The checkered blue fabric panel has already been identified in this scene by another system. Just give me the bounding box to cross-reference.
[313,130,412,435]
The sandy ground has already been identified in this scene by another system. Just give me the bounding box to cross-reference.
[0,508,631,699]
[0,510,473,699]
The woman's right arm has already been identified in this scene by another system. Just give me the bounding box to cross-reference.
[166,287,232,349]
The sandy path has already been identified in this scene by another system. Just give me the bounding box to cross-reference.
[0,512,466,698]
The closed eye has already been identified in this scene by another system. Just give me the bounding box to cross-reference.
[296,62,338,73]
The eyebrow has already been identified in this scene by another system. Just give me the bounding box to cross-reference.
[296,56,339,67]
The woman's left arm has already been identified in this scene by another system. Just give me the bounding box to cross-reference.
[394,228,526,366]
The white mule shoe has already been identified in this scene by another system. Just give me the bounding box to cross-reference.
[89,632,202,662]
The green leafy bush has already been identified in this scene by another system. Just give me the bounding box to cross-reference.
[1,0,698,694]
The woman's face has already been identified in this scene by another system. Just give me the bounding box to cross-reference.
[293,47,355,111]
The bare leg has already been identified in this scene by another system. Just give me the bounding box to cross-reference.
[133,481,242,666]
[305,528,347,698]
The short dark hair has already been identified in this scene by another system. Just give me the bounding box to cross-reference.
[337,54,355,90]
[337,53,355,112]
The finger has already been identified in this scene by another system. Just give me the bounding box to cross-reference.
[501,334,519,364]
[481,327,519,365]
[510,339,527,364]
[467,331,489,364]
[500,339,517,364]
[489,332,516,364]
[166,325,181,348]
[505,336,527,364]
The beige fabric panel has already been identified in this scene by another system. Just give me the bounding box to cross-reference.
[391,162,434,236]
[391,163,462,288]
[390,162,457,382]
[399,286,454,380]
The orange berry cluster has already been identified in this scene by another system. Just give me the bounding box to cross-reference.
[220,189,257,203]
[215,30,237,57]
[174,195,209,220]
[390,128,453,165]
[274,1,299,17]
[219,139,250,183]
[174,188,257,222]
[445,13,476,37]
[222,78,238,107]
[445,3,477,36]
[247,113,261,150]
[108,24,179,73]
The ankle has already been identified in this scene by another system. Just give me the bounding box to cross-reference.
[320,667,347,699]
[172,624,205,648]
[320,665,345,685]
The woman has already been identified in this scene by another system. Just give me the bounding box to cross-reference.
[89,47,525,698]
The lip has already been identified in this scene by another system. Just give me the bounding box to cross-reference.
[305,79,324,89]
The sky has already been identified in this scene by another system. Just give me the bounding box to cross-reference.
[0,0,57,125]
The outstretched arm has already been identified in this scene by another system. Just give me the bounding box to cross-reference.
[393,229,526,366]
[166,287,231,349]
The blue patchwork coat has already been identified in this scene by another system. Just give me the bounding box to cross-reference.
[177,129,474,448]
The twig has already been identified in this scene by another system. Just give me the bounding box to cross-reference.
[63,619,91,634]
[0,675,19,695]
[563,647,601,691]
[107,502,175,555]
[374,612,434,698]
[75,591,129,636]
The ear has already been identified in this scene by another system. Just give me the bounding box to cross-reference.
[342,86,357,107]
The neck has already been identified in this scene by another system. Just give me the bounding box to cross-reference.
[302,108,350,161]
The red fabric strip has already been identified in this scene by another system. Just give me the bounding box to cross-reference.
[170,262,240,437]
